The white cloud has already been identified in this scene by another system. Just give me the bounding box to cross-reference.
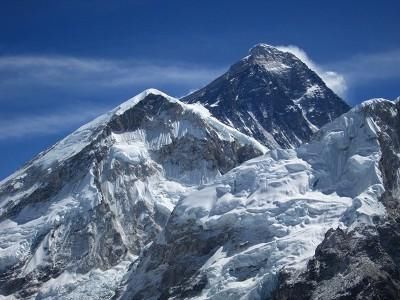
[0,55,226,140]
[328,49,400,83]
[2,48,398,141]
[277,45,400,99]
[0,55,224,89]
[0,106,108,140]
[276,45,348,97]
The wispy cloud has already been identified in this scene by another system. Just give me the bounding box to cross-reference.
[0,55,224,89]
[327,49,400,84]
[0,55,226,141]
[1,48,398,141]
[276,45,347,97]
[0,105,109,140]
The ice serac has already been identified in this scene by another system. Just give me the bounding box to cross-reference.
[182,43,350,148]
[119,99,393,299]
[0,89,266,299]
[272,98,400,300]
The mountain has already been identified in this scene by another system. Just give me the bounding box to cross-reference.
[0,89,266,299]
[182,44,351,148]
[1,43,397,300]
[119,98,397,299]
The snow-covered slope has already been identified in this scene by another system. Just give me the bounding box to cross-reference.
[0,89,266,299]
[273,98,400,300]
[119,99,390,299]
[182,44,350,148]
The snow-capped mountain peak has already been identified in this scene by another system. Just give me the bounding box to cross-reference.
[247,43,295,69]
[0,89,266,299]
[114,88,173,115]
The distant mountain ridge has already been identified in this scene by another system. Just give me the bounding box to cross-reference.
[182,43,350,148]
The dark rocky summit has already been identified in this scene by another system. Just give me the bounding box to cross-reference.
[182,44,350,148]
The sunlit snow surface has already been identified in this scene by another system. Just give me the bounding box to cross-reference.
[0,89,266,299]
[122,100,387,299]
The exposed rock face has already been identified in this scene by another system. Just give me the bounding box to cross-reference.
[0,89,265,299]
[272,99,400,300]
[182,44,350,148]
[272,224,400,300]
[271,223,400,300]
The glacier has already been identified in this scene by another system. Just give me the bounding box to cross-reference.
[119,99,389,299]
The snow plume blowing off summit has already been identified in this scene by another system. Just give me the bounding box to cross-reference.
[182,44,350,148]
[275,45,348,97]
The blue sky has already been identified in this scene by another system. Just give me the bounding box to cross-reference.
[1,0,399,179]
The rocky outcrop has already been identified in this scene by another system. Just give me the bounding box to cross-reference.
[272,223,400,300]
